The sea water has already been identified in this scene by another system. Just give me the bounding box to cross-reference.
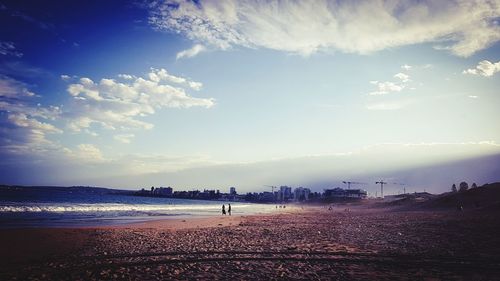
[0,186,276,228]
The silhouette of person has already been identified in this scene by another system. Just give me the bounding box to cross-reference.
[222,204,226,215]
[228,204,232,216]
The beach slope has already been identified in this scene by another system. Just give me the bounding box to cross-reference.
[1,206,500,280]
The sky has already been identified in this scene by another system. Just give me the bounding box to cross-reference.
[1,0,499,195]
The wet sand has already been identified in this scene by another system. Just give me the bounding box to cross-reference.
[1,206,500,280]
[107,214,245,230]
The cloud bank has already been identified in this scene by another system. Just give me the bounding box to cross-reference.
[83,142,500,194]
[0,75,62,156]
[149,0,500,57]
[0,68,215,177]
[65,68,214,134]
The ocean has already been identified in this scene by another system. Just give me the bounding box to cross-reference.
[0,186,276,228]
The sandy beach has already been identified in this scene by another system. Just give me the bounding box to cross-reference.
[1,206,500,280]
[2,1,500,279]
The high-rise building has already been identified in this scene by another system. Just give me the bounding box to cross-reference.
[293,187,311,201]
[230,187,237,195]
[277,186,293,201]
[155,186,173,196]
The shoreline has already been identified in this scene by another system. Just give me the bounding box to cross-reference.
[0,206,286,229]
[0,202,304,230]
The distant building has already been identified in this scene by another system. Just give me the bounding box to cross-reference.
[198,189,217,199]
[153,186,173,196]
[260,191,275,202]
[293,187,311,201]
[278,186,293,202]
[230,187,237,195]
[165,186,173,195]
[324,188,367,199]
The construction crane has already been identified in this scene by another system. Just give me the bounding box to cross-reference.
[392,182,406,194]
[264,185,277,193]
[375,181,387,198]
[342,181,366,189]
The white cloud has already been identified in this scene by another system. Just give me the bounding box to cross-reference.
[147,68,202,90]
[187,81,203,91]
[366,72,415,109]
[394,73,410,82]
[118,74,134,80]
[368,70,414,96]
[0,76,63,155]
[369,81,405,95]
[68,144,106,163]
[149,0,500,57]
[401,64,412,70]
[0,111,63,155]
[65,68,214,133]
[468,95,479,99]
[114,134,135,144]
[0,41,23,57]
[0,75,36,98]
[463,60,500,77]
[0,71,214,174]
[7,112,61,134]
[176,44,206,59]
[76,144,104,160]
[60,74,71,81]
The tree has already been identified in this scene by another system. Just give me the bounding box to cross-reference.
[451,184,457,193]
[459,182,469,192]
[471,183,478,189]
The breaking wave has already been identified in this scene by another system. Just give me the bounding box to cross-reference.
[0,203,255,213]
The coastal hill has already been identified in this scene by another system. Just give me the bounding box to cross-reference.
[0,185,132,201]
[384,182,500,211]
[423,182,500,210]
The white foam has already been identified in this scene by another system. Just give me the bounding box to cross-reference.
[0,203,261,213]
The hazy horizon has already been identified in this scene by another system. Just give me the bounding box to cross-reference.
[1,0,499,193]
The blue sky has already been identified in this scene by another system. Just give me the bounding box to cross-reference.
[1,0,499,194]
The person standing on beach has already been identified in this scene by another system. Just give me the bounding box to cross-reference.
[228,204,232,216]
[222,204,226,215]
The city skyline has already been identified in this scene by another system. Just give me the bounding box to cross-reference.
[1,0,499,193]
